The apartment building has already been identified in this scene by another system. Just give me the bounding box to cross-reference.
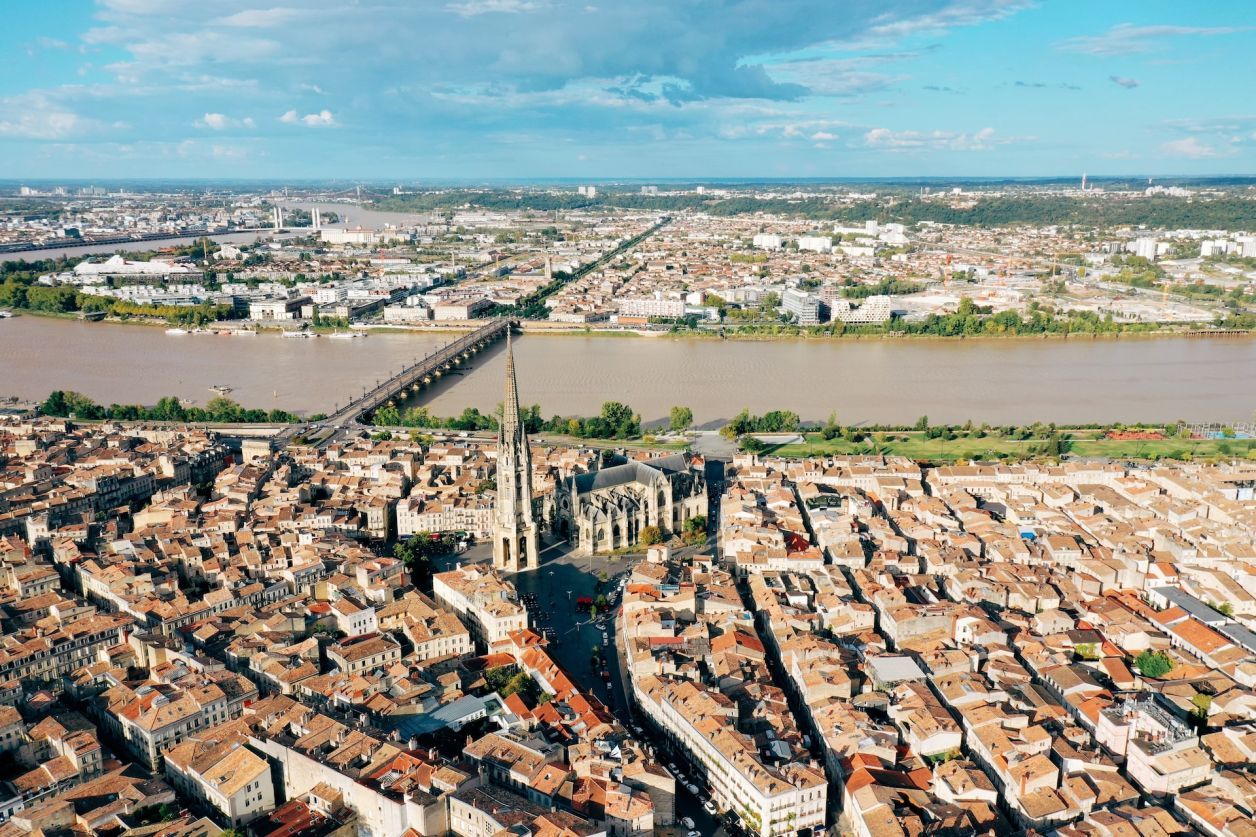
[781,288,826,326]
[164,731,276,827]
[433,565,528,649]
[633,676,826,837]
[104,672,259,770]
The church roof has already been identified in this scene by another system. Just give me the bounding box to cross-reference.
[572,454,692,494]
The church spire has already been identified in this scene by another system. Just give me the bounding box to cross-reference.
[493,324,538,574]
[501,328,520,435]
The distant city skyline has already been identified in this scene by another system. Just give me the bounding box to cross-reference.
[2,0,1255,179]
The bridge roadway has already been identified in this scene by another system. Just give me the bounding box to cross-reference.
[334,318,514,425]
[275,318,513,445]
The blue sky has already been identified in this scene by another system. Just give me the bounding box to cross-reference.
[2,0,1254,179]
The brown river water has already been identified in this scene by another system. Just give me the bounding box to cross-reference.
[1,316,1253,426]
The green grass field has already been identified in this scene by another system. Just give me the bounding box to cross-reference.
[765,430,1256,462]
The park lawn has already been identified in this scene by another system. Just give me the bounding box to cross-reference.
[771,432,1044,460]
[768,431,1256,462]
[1066,437,1256,459]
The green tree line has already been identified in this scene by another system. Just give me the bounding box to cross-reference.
[372,400,643,439]
[375,191,1256,231]
[41,391,300,423]
[0,268,231,326]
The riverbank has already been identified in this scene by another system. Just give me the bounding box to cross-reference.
[515,320,1256,343]
[5,303,1253,343]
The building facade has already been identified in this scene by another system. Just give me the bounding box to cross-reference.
[557,454,707,554]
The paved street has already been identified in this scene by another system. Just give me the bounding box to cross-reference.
[431,526,731,837]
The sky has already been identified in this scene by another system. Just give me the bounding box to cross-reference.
[2,0,1255,180]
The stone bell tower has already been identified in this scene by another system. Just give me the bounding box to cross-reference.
[492,330,539,573]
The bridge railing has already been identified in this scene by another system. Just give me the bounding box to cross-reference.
[336,319,511,421]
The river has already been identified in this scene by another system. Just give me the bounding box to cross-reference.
[1,316,1254,424]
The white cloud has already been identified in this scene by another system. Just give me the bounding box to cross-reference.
[195,112,255,130]
[216,7,303,28]
[810,131,836,141]
[0,94,100,139]
[1160,137,1224,158]
[864,125,1008,151]
[1059,24,1252,56]
[1109,75,1139,89]
[446,0,541,17]
[280,108,336,126]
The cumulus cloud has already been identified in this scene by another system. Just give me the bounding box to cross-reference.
[80,0,1034,110]
[280,108,336,126]
[1161,137,1224,158]
[1109,75,1139,89]
[195,112,256,129]
[0,94,100,139]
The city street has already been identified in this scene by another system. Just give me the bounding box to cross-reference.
[430,524,732,837]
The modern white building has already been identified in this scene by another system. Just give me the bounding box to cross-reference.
[1132,237,1159,260]
[752,233,783,251]
[797,235,833,253]
[781,288,826,326]
[619,296,686,319]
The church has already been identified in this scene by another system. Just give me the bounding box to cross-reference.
[557,453,707,555]
[492,330,708,570]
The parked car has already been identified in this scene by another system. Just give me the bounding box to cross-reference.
[703,801,717,814]
[681,817,696,829]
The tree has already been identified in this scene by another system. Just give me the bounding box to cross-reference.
[1191,693,1212,723]
[915,415,930,431]
[821,411,841,441]
[1135,650,1174,679]
[374,404,402,427]
[639,525,664,546]
[600,401,640,438]
[394,532,457,569]
[669,405,693,432]
[682,515,707,545]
